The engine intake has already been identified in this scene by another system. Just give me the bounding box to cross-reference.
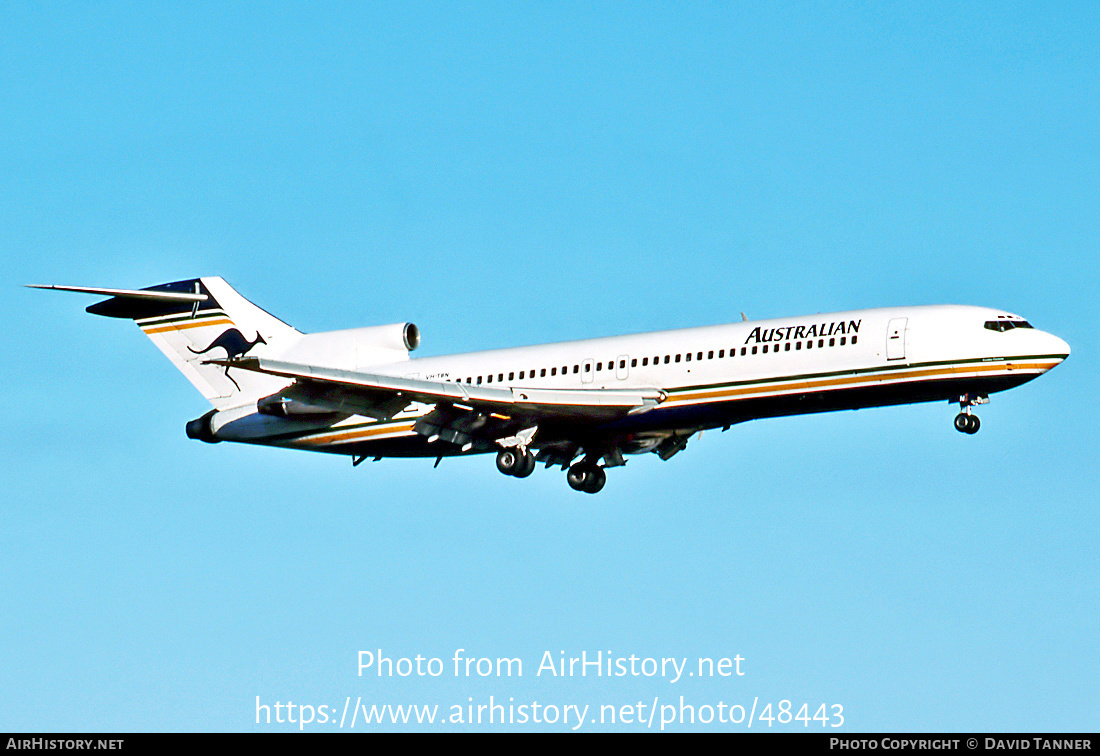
[403,322,420,351]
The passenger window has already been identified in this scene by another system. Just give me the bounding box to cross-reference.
[795,342,801,350]
[540,368,546,377]
[818,339,824,348]
[708,351,714,359]
[851,336,858,344]
[664,355,670,364]
[584,363,591,372]
[498,373,504,382]
[573,365,579,373]
[596,362,602,371]
[631,358,637,367]
[719,350,724,358]
[785,342,791,351]
[697,351,703,360]
[642,357,648,366]
[752,346,758,355]
[828,339,834,347]
[685,353,691,362]
[839,337,845,346]
[675,354,681,363]
[551,367,557,376]
[508,372,514,380]
[763,345,768,353]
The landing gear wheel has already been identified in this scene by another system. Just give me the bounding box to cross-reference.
[567,462,605,494]
[496,448,521,476]
[498,448,536,477]
[566,463,590,491]
[583,466,606,494]
[954,413,980,434]
[513,450,536,478]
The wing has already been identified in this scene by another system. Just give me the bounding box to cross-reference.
[214,356,666,451]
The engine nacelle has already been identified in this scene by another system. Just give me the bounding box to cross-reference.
[274,322,420,371]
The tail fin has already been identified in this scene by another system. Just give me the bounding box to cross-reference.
[38,277,300,409]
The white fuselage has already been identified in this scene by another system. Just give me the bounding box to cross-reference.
[211,304,1068,456]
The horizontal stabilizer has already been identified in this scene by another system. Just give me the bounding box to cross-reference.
[30,277,300,409]
[25,284,208,302]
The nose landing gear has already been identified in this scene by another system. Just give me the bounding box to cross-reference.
[954,412,980,434]
[954,393,988,435]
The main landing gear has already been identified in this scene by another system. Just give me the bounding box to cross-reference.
[566,460,606,494]
[495,443,609,494]
[954,393,988,435]
[496,447,536,478]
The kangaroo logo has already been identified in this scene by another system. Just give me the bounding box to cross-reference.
[189,328,266,390]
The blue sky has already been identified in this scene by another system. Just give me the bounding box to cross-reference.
[2,2,1097,732]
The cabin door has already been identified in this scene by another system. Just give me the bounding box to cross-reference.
[886,318,907,361]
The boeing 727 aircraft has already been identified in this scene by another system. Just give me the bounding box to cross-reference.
[31,277,1070,493]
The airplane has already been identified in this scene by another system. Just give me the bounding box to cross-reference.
[30,277,1070,493]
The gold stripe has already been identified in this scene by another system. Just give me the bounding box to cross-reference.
[142,318,234,335]
[668,361,1059,405]
[294,421,417,447]
[292,363,1058,445]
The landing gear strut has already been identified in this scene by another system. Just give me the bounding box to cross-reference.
[954,393,987,435]
[496,448,535,478]
[566,461,606,494]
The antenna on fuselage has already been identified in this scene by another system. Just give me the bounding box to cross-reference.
[741,312,748,322]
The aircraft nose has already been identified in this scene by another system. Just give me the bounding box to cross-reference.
[1044,331,1070,361]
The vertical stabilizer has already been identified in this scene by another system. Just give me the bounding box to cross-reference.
[81,277,300,409]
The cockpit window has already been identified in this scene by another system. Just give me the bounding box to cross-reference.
[984,319,1033,332]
